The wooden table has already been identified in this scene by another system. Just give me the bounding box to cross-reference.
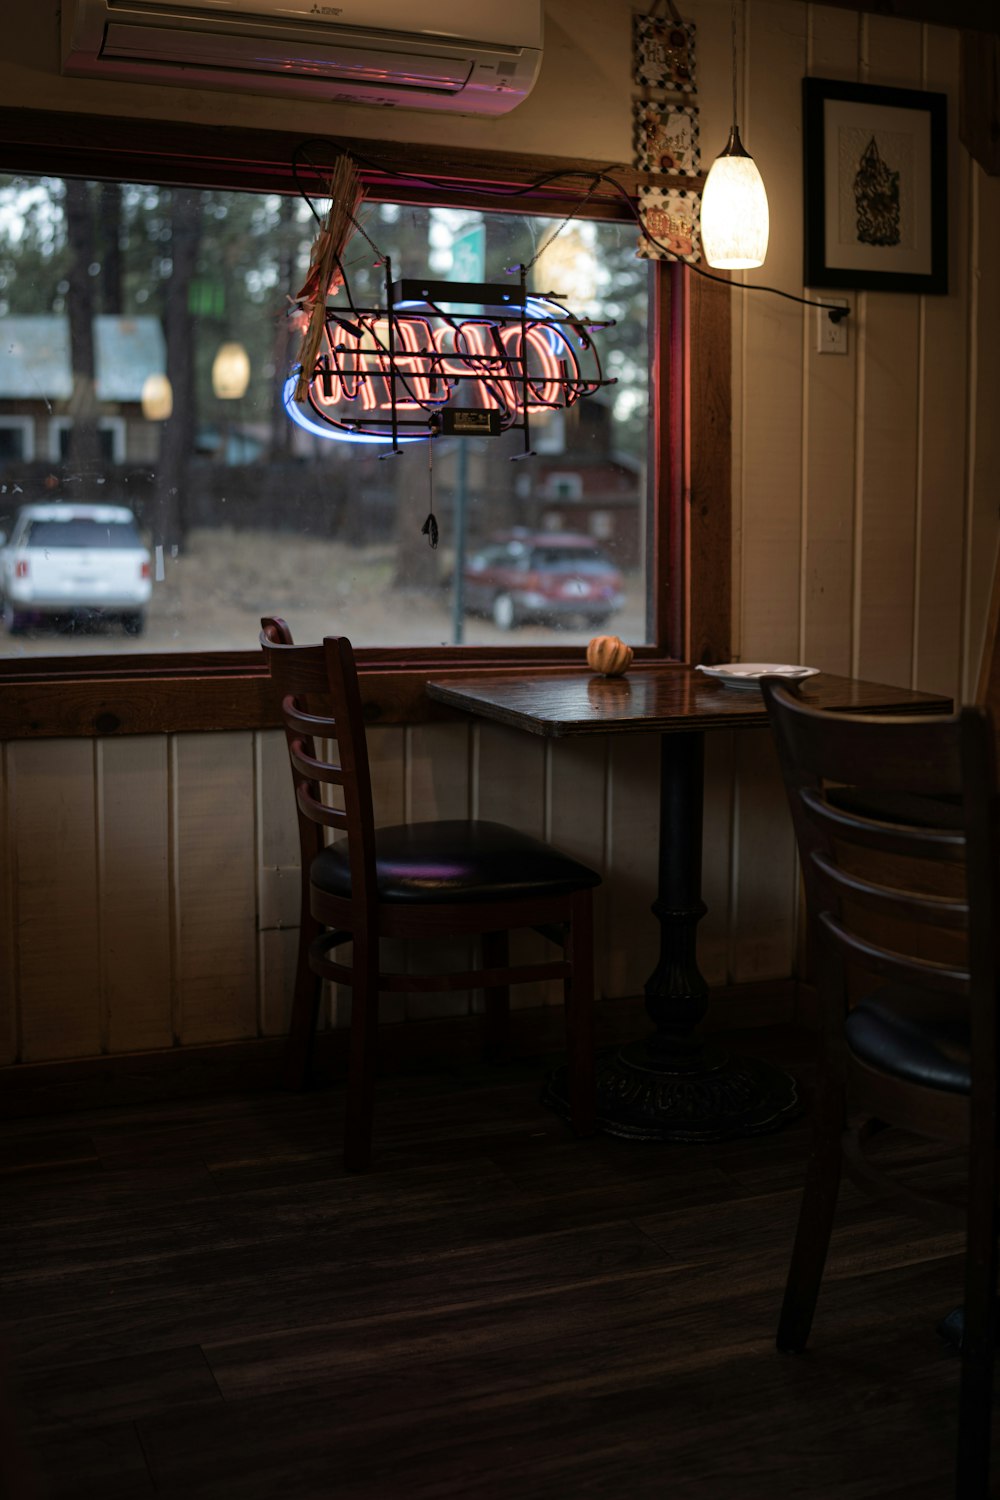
[426,665,953,1142]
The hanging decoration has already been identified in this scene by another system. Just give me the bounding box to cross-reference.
[637,185,700,263]
[286,148,615,457]
[293,154,365,404]
[634,99,701,177]
[287,262,615,455]
[632,2,703,265]
[632,11,697,93]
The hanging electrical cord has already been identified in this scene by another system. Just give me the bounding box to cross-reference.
[422,437,439,549]
[513,173,605,276]
[289,138,849,324]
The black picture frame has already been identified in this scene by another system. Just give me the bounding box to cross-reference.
[802,76,948,295]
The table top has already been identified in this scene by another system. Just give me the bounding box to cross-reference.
[425,665,954,737]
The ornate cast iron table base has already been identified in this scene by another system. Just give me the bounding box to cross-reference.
[543,1038,800,1143]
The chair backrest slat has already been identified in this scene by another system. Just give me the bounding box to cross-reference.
[289,740,346,788]
[296,786,349,832]
[818,910,971,996]
[761,680,999,1045]
[801,786,966,862]
[260,616,377,909]
[811,850,970,931]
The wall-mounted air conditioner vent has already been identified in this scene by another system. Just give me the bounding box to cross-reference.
[62,0,544,115]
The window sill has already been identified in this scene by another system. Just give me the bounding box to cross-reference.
[0,646,682,739]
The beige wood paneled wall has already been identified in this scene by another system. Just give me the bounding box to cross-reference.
[1,2,998,1063]
[0,724,663,1063]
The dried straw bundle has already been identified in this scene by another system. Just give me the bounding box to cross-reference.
[294,154,364,403]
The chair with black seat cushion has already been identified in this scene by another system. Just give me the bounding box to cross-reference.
[761,678,1000,1500]
[260,616,600,1172]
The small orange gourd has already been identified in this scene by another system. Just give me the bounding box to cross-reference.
[586,634,633,677]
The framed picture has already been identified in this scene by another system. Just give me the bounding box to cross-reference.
[802,77,947,294]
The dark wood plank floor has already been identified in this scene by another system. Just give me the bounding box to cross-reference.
[0,1025,979,1499]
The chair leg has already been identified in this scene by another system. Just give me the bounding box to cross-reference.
[563,889,597,1137]
[344,939,379,1173]
[281,920,322,1090]
[955,1123,1000,1498]
[776,1077,845,1353]
[481,929,510,1063]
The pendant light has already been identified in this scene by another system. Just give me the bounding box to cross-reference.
[211,341,251,400]
[141,373,173,422]
[700,0,769,270]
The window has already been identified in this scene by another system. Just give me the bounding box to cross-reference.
[0,173,653,657]
[0,415,33,461]
[49,416,126,465]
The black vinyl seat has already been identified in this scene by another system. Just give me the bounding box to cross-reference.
[311,820,599,905]
[844,984,971,1095]
[761,678,1000,1500]
[260,616,600,1172]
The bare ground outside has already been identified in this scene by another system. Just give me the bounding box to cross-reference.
[2,527,647,658]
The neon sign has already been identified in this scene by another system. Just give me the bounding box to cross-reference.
[285,270,615,452]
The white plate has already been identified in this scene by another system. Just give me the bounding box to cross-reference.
[696,662,820,691]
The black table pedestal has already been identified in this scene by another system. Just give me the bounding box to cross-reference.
[544,729,799,1142]
[543,1038,799,1141]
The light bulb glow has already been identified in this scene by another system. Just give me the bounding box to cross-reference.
[212,341,251,400]
[141,373,172,421]
[700,150,769,270]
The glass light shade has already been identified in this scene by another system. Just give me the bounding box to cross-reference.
[141,372,173,421]
[700,130,769,270]
[212,341,251,400]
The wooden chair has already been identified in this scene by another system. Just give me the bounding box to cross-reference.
[761,678,1000,1499]
[260,616,600,1172]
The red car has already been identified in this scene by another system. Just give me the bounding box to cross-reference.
[463,531,625,631]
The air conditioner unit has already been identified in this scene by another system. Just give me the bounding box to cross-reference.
[62,0,543,115]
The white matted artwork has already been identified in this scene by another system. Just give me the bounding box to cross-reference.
[802,76,947,294]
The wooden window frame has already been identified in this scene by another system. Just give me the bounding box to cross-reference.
[0,107,730,739]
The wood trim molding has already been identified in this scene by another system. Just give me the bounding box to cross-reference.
[0,106,701,208]
[0,982,798,1119]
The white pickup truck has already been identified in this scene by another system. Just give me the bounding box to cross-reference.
[0,502,152,636]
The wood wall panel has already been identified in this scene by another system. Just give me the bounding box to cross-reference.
[604,733,660,1002]
[351,726,407,1024]
[97,736,172,1053]
[0,744,15,1065]
[11,740,102,1061]
[475,721,549,1010]
[853,20,924,689]
[729,728,798,984]
[406,723,471,822]
[914,26,969,699]
[171,732,258,1045]
[547,732,609,1003]
[801,0,862,677]
[854,296,921,686]
[964,166,1000,701]
[700,730,735,988]
[739,1,807,666]
[403,723,475,1022]
[254,728,300,1038]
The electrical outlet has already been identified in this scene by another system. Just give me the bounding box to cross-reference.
[816,298,849,355]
